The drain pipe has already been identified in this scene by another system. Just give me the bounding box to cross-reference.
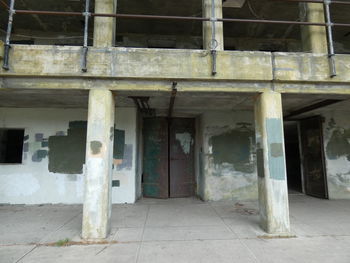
[323,0,336,78]
[210,0,218,76]
[2,0,15,70]
[81,0,91,72]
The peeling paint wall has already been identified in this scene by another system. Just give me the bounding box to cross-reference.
[112,108,138,204]
[0,107,138,204]
[323,111,350,199]
[199,111,257,201]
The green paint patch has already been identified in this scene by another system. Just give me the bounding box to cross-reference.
[266,118,286,181]
[210,125,255,174]
[326,129,350,161]
[112,180,120,187]
[90,141,102,155]
[32,149,48,162]
[48,121,87,174]
[270,143,283,157]
[113,129,125,159]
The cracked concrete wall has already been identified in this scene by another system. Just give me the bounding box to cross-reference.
[0,107,138,204]
[323,111,350,199]
[199,110,258,201]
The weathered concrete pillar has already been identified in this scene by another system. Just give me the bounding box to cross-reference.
[94,0,117,47]
[203,0,224,50]
[82,89,115,240]
[255,91,290,235]
[300,3,327,53]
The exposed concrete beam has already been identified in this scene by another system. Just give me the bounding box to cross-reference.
[1,46,350,86]
[3,78,350,95]
[0,46,273,81]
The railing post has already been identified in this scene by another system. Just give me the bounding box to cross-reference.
[2,0,15,71]
[81,0,91,72]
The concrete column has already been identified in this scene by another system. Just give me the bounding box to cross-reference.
[300,3,328,53]
[203,0,224,50]
[254,91,290,235]
[82,89,115,240]
[94,0,117,47]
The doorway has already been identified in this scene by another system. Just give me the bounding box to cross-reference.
[142,117,195,198]
[284,122,303,193]
[299,116,328,199]
[284,116,329,199]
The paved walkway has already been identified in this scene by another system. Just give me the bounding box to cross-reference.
[1,194,350,262]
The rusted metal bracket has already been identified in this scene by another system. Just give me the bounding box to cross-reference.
[168,82,178,118]
[129,96,155,116]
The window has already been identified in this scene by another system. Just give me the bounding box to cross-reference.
[0,129,25,164]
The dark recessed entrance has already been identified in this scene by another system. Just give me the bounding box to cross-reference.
[284,116,329,199]
[299,116,328,199]
[142,117,195,199]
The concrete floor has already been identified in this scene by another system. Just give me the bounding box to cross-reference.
[1,194,350,263]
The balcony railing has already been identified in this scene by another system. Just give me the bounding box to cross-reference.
[1,0,350,77]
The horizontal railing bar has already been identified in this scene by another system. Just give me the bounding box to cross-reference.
[11,10,350,28]
[271,0,350,5]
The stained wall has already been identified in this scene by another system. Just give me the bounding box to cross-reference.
[323,110,350,199]
[0,107,138,204]
[198,111,258,201]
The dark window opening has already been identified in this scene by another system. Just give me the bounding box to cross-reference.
[0,129,25,164]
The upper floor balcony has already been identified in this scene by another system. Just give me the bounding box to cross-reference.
[1,0,350,92]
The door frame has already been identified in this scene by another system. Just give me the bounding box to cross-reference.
[297,116,329,199]
[142,116,197,199]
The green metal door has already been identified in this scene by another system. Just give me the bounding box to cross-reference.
[142,118,169,198]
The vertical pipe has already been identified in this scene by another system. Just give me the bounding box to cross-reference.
[2,0,15,70]
[324,0,337,77]
[82,0,91,72]
[210,0,217,76]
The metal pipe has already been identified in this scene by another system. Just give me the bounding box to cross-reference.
[210,0,218,76]
[2,0,15,71]
[14,10,82,16]
[81,0,90,72]
[324,0,337,77]
[12,10,350,27]
[8,10,350,28]
[271,0,350,5]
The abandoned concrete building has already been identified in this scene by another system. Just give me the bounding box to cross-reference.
[0,0,350,240]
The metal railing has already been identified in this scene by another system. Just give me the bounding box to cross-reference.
[1,0,350,77]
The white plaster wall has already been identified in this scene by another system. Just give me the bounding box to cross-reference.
[0,107,138,204]
[322,110,350,199]
[112,107,138,204]
[200,110,258,201]
[0,108,87,204]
